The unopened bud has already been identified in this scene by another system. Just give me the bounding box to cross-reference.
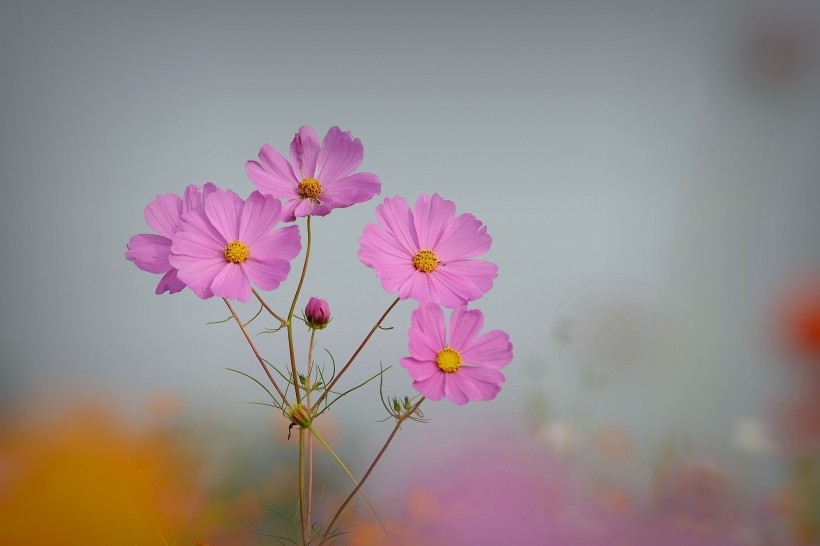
[304,297,331,330]
[286,403,312,429]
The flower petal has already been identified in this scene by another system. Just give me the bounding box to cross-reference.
[289,126,320,179]
[144,193,183,238]
[414,193,456,250]
[444,366,505,404]
[238,191,282,245]
[171,254,224,299]
[431,260,497,307]
[210,263,251,302]
[315,126,364,184]
[204,189,243,241]
[408,303,446,360]
[461,330,513,369]
[154,269,186,295]
[125,234,172,274]
[246,144,299,198]
[183,182,218,215]
[321,172,381,209]
[403,359,447,401]
[449,306,484,351]
[374,196,419,254]
[435,212,492,262]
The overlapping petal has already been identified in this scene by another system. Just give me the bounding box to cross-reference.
[246,125,381,221]
[358,194,497,307]
[125,184,217,295]
[169,189,301,302]
[400,304,512,405]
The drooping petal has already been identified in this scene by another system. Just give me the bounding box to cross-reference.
[125,234,172,274]
[238,191,282,245]
[144,194,183,238]
[461,330,513,369]
[449,306,484,351]
[292,197,332,218]
[204,189,243,241]
[289,126,320,179]
[414,193,456,250]
[321,172,381,209]
[315,126,364,183]
[154,269,186,295]
[210,263,251,302]
[246,144,300,198]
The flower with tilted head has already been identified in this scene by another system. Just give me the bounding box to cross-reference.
[304,297,331,330]
[245,125,381,221]
[169,188,301,302]
[125,183,217,295]
[358,194,497,308]
[401,303,512,405]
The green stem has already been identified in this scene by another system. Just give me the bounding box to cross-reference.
[308,425,386,533]
[287,215,312,404]
[314,297,400,409]
[252,288,287,325]
[319,398,425,544]
[299,428,309,545]
[223,298,289,406]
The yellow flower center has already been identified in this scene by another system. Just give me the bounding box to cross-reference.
[224,240,249,263]
[413,249,438,273]
[298,177,323,200]
[436,346,462,373]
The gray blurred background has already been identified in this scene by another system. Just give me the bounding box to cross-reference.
[1,0,819,541]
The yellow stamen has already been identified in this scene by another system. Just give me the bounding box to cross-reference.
[298,177,322,200]
[224,240,249,263]
[436,346,462,373]
[413,249,438,273]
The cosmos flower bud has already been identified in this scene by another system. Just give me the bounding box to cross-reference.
[304,297,331,330]
[286,403,312,429]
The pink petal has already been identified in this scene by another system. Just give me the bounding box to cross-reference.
[289,126,320,179]
[358,223,415,267]
[413,194,456,250]
[432,260,497,306]
[435,212,492,262]
[449,306,484,350]
[315,126,364,183]
[407,362,447,401]
[144,193,183,238]
[204,189,243,241]
[125,234,172,273]
[171,216,225,259]
[408,303,446,360]
[293,197,332,218]
[210,263,251,302]
[461,330,513,369]
[246,144,299,198]
[443,366,504,405]
[155,269,186,295]
[171,254,225,299]
[183,182,218,215]
[238,191,282,245]
[321,172,381,209]
[373,196,419,254]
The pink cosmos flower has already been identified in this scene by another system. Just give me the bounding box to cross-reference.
[358,194,498,308]
[400,303,512,405]
[168,188,301,302]
[245,125,381,221]
[125,183,217,295]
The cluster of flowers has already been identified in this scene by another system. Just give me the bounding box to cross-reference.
[126,125,512,405]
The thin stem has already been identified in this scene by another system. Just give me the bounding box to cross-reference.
[223,298,289,406]
[252,288,287,324]
[314,297,400,408]
[319,398,425,544]
[299,428,309,546]
[306,329,316,529]
[287,215,313,404]
[308,425,386,533]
